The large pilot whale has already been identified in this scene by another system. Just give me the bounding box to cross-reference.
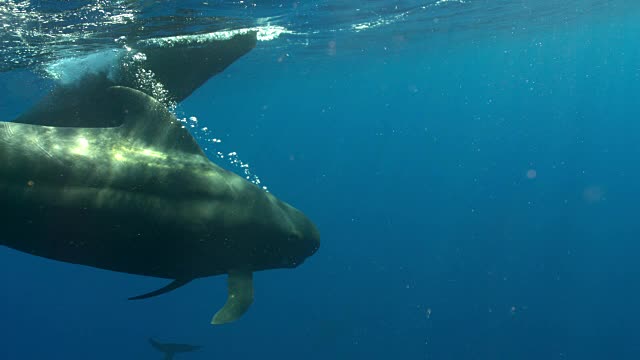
[0,32,320,325]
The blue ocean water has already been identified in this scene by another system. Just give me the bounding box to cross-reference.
[1,1,640,359]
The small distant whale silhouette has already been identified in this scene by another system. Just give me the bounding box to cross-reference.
[0,32,320,324]
[149,338,202,360]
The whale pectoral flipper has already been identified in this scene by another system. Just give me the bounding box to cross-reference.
[128,279,192,300]
[211,270,254,325]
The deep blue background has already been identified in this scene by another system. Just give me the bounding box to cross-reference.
[1,4,640,360]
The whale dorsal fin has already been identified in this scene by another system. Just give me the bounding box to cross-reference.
[13,74,123,128]
[108,86,205,156]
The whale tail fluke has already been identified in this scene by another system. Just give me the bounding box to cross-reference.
[149,338,202,359]
[13,31,257,128]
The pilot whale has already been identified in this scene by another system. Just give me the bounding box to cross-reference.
[0,33,320,325]
[149,338,202,359]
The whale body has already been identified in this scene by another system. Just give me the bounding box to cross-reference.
[0,33,320,325]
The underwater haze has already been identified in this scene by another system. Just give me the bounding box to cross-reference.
[1,0,640,359]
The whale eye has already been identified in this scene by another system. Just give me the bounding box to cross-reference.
[287,231,302,242]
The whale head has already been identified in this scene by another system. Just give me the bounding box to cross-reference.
[216,184,320,272]
[269,198,321,268]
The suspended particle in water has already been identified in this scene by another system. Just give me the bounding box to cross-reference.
[526,169,537,179]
